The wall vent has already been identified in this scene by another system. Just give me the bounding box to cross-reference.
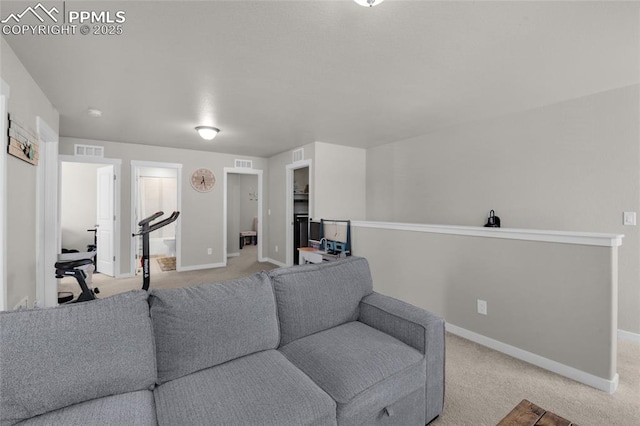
[234,159,253,169]
[74,144,104,158]
[292,148,304,163]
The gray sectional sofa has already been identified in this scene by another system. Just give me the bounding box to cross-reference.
[0,257,444,426]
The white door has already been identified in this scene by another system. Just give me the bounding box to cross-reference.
[96,165,115,276]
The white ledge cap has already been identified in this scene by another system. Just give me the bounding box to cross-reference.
[351,221,623,247]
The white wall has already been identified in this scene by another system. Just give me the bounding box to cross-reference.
[239,174,259,233]
[60,162,101,250]
[267,143,315,265]
[353,224,619,387]
[59,137,268,273]
[366,85,640,335]
[227,174,240,255]
[314,142,366,221]
[1,38,59,309]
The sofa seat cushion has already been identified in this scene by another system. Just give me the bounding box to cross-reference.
[154,349,337,426]
[15,390,156,426]
[279,321,426,425]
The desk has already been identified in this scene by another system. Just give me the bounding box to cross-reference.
[297,247,345,265]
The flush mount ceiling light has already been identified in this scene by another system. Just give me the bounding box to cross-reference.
[87,108,102,118]
[195,126,220,140]
[353,0,385,7]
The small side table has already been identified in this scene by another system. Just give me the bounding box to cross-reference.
[239,231,257,249]
[497,400,576,426]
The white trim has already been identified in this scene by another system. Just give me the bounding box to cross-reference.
[0,91,8,310]
[58,155,122,282]
[59,155,121,165]
[285,159,313,266]
[265,257,287,268]
[36,117,59,308]
[223,167,265,265]
[446,323,619,394]
[178,262,225,272]
[618,329,640,343]
[352,221,623,247]
[227,252,240,258]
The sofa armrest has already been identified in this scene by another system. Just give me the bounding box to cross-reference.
[359,292,445,423]
[359,292,444,355]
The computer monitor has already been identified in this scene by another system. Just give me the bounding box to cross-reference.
[309,220,321,243]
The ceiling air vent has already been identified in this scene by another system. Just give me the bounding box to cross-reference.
[234,159,253,169]
[292,148,304,163]
[74,144,104,158]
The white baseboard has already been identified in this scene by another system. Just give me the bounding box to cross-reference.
[618,329,640,343]
[265,258,287,268]
[227,252,240,258]
[177,262,226,272]
[445,323,619,394]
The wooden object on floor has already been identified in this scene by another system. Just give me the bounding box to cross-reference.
[157,257,176,272]
[497,399,577,426]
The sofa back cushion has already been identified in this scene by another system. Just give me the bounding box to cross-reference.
[269,256,374,346]
[149,272,279,384]
[0,291,156,426]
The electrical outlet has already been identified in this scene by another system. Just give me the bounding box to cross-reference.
[623,212,636,226]
[477,299,488,315]
[275,245,279,253]
[207,248,213,255]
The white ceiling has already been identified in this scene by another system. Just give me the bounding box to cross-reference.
[2,0,639,157]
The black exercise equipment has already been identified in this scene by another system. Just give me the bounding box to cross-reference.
[133,211,180,291]
[55,258,97,303]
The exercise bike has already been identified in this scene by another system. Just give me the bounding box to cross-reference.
[55,258,97,304]
[55,211,180,304]
[133,211,180,291]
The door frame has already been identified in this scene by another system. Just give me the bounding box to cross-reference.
[0,80,9,310]
[223,167,264,264]
[58,154,122,282]
[285,159,313,267]
[130,160,182,275]
[36,117,60,307]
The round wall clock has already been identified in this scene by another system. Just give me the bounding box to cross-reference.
[190,168,216,192]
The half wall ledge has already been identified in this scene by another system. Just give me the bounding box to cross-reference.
[351,221,623,247]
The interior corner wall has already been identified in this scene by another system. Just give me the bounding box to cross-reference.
[1,37,59,309]
[366,85,640,334]
[314,142,366,221]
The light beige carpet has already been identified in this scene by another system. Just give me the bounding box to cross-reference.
[59,245,277,298]
[433,333,640,426]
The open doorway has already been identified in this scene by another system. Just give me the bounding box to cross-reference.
[60,161,117,278]
[227,173,259,263]
[285,160,312,266]
[131,161,181,276]
[223,167,264,265]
